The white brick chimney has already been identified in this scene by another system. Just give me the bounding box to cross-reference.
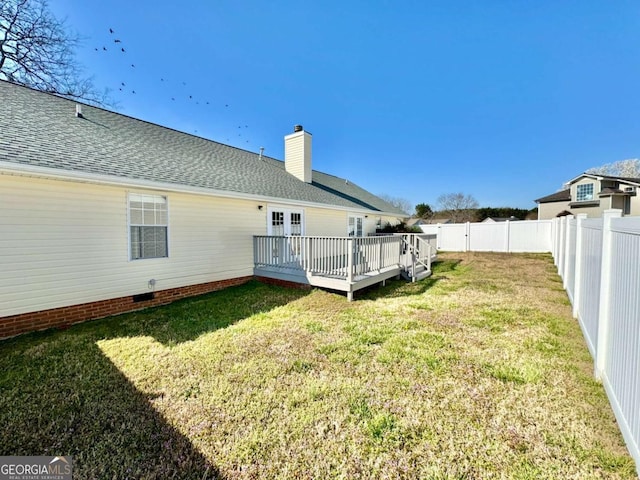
[284,125,312,183]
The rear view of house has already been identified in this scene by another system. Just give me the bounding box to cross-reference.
[0,81,408,338]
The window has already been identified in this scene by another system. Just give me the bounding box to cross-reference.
[348,215,364,237]
[576,183,594,202]
[624,196,631,215]
[129,193,168,260]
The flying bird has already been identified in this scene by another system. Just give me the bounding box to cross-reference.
[114,39,122,43]
[131,64,135,68]
[121,48,125,52]
[121,82,125,86]
[103,46,107,51]
[132,90,136,94]
[109,28,114,34]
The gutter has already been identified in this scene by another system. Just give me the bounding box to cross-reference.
[0,161,403,218]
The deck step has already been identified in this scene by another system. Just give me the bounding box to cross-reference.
[400,263,432,282]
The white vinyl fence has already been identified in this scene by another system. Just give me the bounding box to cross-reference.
[553,211,640,473]
[420,220,553,253]
[422,213,640,472]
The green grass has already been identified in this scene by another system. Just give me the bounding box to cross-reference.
[0,253,636,479]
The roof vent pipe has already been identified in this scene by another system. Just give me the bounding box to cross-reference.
[75,104,83,118]
[293,124,303,132]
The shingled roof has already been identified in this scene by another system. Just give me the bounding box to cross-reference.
[535,189,571,204]
[0,81,405,216]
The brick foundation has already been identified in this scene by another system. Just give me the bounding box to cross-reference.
[255,276,312,291]
[0,276,253,340]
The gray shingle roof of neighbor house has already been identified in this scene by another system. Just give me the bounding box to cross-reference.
[535,189,571,204]
[0,80,406,216]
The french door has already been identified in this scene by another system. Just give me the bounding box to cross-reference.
[267,207,305,264]
[267,207,304,236]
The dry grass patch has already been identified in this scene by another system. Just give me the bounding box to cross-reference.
[0,254,636,479]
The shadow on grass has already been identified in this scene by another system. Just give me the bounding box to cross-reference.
[0,280,309,479]
[357,258,464,300]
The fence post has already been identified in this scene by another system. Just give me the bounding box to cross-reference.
[595,209,622,380]
[551,218,558,260]
[504,220,511,253]
[465,222,470,252]
[572,214,588,318]
[562,215,574,287]
[436,224,442,250]
[558,216,566,277]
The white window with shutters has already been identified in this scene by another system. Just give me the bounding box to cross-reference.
[128,193,168,260]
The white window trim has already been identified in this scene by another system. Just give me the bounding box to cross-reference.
[576,183,595,202]
[266,206,305,236]
[127,192,170,261]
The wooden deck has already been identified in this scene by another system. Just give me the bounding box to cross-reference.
[254,234,436,300]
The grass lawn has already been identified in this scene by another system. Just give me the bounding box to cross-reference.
[0,252,636,479]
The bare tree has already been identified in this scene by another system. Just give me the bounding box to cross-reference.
[437,192,479,223]
[378,194,413,215]
[0,0,107,105]
[586,159,640,178]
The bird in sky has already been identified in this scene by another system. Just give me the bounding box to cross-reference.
[131,64,135,68]
[109,28,114,34]
[121,48,125,52]
[114,39,122,43]
[103,46,107,51]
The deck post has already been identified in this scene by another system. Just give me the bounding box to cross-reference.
[347,238,354,284]
[378,238,383,272]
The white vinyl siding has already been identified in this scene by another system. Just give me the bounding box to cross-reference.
[129,193,168,260]
[0,175,264,317]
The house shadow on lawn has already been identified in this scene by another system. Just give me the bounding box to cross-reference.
[357,258,463,301]
[0,280,309,479]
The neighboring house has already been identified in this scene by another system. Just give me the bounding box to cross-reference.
[481,216,520,223]
[407,217,428,227]
[536,173,640,219]
[0,81,407,338]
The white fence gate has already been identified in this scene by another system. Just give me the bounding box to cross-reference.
[420,220,553,253]
[421,213,640,473]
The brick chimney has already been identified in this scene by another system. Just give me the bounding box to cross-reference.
[284,125,312,183]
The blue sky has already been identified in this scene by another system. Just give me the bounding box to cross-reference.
[50,1,640,211]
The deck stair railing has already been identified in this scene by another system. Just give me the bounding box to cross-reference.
[400,234,435,282]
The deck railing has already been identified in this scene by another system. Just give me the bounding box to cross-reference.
[402,234,435,279]
[253,235,404,282]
